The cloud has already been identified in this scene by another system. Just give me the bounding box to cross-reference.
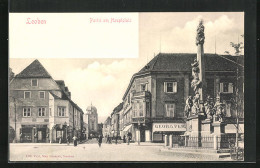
[64,60,139,122]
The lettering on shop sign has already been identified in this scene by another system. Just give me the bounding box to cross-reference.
[153,123,187,132]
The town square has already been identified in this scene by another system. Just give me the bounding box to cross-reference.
[9,12,245,161]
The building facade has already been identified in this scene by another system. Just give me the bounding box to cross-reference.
[102,117,111,137]
[9,60,84,143]
[120,53,244,142]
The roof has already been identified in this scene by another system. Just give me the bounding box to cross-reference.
[15,59,52,78]
[123,53,244,100]
[111,102,123,116]
[138,53,244,74]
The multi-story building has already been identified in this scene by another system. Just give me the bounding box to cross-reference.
[86,104,98,138]
[102,117,111,137]
[121,53,244,142]
[110,102,123,138]
[9,59,84,143]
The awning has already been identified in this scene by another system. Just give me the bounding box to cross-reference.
[123,124,132,132]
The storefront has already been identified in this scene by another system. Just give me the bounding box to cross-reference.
[152,122,186,142]
[20,125,48,143]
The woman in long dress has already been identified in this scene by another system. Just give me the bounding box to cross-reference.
[72,136,77,147]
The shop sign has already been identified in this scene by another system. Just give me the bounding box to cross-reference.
[153,123,186,132]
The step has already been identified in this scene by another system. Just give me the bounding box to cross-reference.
[160,148,231,160]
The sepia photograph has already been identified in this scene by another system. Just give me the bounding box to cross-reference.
[8,12,245,162]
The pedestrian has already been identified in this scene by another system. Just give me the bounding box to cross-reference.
[123,135,126,143]
[67,135,70,145]
[98,135,103,147]
[115,135,118,144]
[19,133,23,143]
[72,135,78,147]
[34,132,38,143]
[106,135,110,143]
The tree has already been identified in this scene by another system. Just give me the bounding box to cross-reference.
[225,34,244,56]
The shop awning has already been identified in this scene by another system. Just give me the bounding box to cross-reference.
[123,124,132,132]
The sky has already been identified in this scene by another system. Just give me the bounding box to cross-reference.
[9,12,244,123]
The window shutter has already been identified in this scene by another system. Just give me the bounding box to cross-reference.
[173,82,177,93]
[228,83,233,93]
[220,83,223,92]
[164,82,166,92]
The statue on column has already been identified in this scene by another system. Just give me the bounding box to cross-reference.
[213,95,226,122]
[184,96,193,117]
[196,19,205,46]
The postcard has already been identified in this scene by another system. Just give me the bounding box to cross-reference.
[9,11,245,162]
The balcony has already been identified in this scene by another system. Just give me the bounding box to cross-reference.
[132,117,150,124]
[132,91,151,99]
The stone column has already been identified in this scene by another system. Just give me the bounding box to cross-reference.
[164,135,168,147]
[214,135,218,150]
[169,135,173,148]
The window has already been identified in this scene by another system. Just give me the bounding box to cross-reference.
[128,94,130,104]
[224,101,231,117]
[141,83,147,91]
[31,79,38,86]
[39,91,45,99]
[164,82,177,93]
[24,91,31,99]
[92,121,94,130]
[58,107,66,117]
[23,108,31,117]
[165,103,176,117]
[220,82,233,93]
[139,102,143,117]
[38,107,46,117]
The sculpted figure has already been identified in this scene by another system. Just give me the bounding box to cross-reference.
[196,20,205,45]
[191,58,202,93]
[204,96,214,119]
[213,96,226,122]
[184,96,193,118]
[191,93,200,115]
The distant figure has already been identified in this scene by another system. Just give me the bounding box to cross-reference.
[34,133,38,143]
[67,135,70,145]
[98,135,103,147]
[106,135,110,143]
[20,133,23,143]
[72,135,78,147]
[123,135,126,143]
[127,132,132,145]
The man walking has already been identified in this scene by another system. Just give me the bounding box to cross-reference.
[98,135,103,147]
[72,135,78,147]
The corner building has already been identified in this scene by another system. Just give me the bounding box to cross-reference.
[9,60,84,143]
[122,53,244,142]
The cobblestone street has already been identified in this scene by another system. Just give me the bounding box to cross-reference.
[9,141,231,161]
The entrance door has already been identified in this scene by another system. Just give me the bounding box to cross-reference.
[140,129,145,142]
[38,131,42,141]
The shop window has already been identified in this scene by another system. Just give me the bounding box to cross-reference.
[58,107,66,117]
[164,82,177,93]
[220,82,233,93]
[23,108,31,117]
[165,103,176,118]
[39,91,45,99]
[31,79,38,86]
[140,83,147,91]
[38,107,46,117]
[24,91,31,99]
